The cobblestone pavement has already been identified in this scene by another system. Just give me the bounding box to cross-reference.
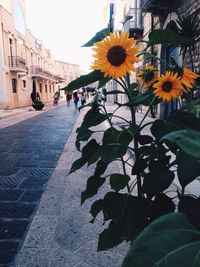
[0,103,79,266]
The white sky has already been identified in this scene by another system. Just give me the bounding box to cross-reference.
[25,0,107,73]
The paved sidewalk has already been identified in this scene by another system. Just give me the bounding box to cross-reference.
[8,102,198,267]
[13,103,156,267]
[13,105,135,267]
[0,101,65,129]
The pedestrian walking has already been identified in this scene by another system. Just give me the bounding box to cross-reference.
[80,92,86,106]
[73,91,79,109]
[66,92,72,105]
[53,91,59,106]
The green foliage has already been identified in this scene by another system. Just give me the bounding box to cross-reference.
[148,29,194,46]
[122,213,200,267]
[82,28,110,47]
[67,25,200,267]
[63,71,105,91]
[161,129,200,159]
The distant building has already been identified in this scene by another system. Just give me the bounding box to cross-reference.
[0,0,80,109]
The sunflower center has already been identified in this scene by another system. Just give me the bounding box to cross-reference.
[144,71,154,82]
[163,81,172,92]
[107,46,126,66]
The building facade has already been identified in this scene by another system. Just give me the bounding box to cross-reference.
[0,0,80,109]
[104,0,200,116]
[141,0,200,117]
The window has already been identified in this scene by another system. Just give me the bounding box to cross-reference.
[45,84,47,93]
[12,78,17,93]
[39,83,42,93]
[22,80,26,88]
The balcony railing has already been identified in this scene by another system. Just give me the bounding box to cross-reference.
[8,56,28,73]
[141,0,173,13]
[31,66,56,80]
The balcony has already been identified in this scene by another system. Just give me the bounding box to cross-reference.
[141,0,175,15]
[31,66,56,81]
[124,8,144,39]
[8,56,28,75]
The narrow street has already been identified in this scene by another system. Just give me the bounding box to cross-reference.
[0,104,78,266]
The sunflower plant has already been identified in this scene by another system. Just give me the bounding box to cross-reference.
[64,23,200,266]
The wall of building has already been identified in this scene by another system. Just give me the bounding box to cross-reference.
[0,0,80,109]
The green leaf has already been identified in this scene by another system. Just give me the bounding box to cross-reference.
[139,145,167,160]
[87,147,101,166]
[138,134,154,145]
[151,120,178,141]
[178,196,200,230]
[130,83,138,90]
[97,78,111,89]
[69,157,87,174]
[181,98,200,111]
[161,129,200,159]
[69,139,100,174]
[168,110,200,131]
[98,192,150,250]
[127,91,160,107]
[122,213,200,267]
[149,193,175,222]
[110,174,130,192]
[154,241,200,267]
[177,151,200,188]
[81,108,108,129]
[148,29,194,46]
[102,127,120,144]
[81,176,105,204]
[82,28,110,47]
[118,127,134,146]
[123,15,133,26]
[63,71,105,91]
[98,221,124,251]
[75,128,94,151]
[101,143,127,163]
[105,90,126,95]
[142,166,175,196]
[94,160,108,176]
[90,199,104,223]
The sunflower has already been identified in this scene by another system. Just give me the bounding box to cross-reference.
[180,68,200,92]
[137,64,158,87]
[91,32,140,79]
[153,71,182,102]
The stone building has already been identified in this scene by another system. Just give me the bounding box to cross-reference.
[104,0,200,116]
[0,0,80,109]
[141,0,200,117]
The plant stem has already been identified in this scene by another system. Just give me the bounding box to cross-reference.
[139,96,156,128]
[121,156,131,193]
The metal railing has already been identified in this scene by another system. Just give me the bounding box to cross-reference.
[8,56,27,69]
[30,66,56,80]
